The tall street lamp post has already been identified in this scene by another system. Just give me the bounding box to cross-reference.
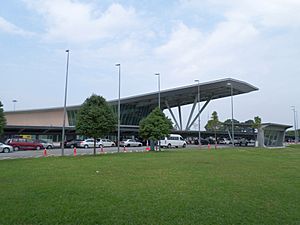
[155,73,161,109]
[291,106,299,143]
[12,100,17,111]
[194,79,201,147]
[227,82,234,147]
[62,49,70,156]
[155,73,161,151]
[116,64,121,152]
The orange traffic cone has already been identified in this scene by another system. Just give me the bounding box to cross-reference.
[123,146,127,152]
[208,144,211,150]
[101,146,104,153]
[73,147,77,156]
[145,140,150,151]
[43,148,47,157]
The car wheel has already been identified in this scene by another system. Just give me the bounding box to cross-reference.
[14,146,20,151]
[3,148,10,153]
[36,146,41,150]
[70,144,74,148]
[47,145,52,149]
[138,144,142,147]
[127,144,130,147]
[183,144,186,148]
[168,144,171,148]
[84,145,88,149]
[99,144,103,148]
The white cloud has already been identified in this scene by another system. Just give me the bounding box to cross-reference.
[180,0,300,28]
[154,20,260,85]
[24,0,141,43]
[0,16,34,36]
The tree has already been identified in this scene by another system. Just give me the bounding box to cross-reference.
[0,101,6,137]
[205,111,221,145]
[76,94,117,155]
[139,107,173,150]
[253,116,262,130]
[243,119,254,133]
[252,116,262,140]
[223,118,240,132]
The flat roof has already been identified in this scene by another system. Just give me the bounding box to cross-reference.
[5,78,258,113]
[261,123,292,129]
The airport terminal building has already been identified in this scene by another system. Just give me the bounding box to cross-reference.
[4,78,258,142]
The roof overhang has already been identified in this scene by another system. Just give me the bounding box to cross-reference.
[261,123,292,130]
[109,78,258,108]
[5,78,258,114]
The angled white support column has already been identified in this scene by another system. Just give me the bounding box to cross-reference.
[165,100,180,130]
[178,104,182,130]
[187,98,211,130]
[185,96,198,130]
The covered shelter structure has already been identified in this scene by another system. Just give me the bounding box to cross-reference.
[3,78,258,141]
[257,123,292,148]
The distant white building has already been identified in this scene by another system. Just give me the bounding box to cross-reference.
[257,123,292,148]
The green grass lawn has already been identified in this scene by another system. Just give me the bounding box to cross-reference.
[0,146,299,225]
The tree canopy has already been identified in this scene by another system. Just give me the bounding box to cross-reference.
[139,107,173,142]
[0,101,6,136]
[205,111,221,145]
[253,116,262,130]
[76,94,117,155]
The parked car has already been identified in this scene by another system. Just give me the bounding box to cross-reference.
[97,139,115,147]
[160,134,187,148]
[64,139,83,148]
[234,138,249,146]
[6,138,44,151]
[38,140,54,149]
[206,137,216,144]
[78,139,97,148]
[120,139,142,147]
[0,142,13,153]
[219,138,231,145]
[194,138,209,145]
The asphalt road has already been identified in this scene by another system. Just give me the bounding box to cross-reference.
[0,144,231,160]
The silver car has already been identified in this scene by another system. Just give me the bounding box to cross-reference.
[97,139,115,147]
[38,140,54,149]
[120,139,142,147]
[0,142,13,153]
[78,139,96,148]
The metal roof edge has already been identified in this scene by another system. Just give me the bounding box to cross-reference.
[5,77,258,113]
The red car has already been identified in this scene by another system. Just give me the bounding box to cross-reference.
[6,138,44,151]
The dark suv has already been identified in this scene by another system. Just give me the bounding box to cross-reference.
[64,139,83,148]
[6,138,44,151]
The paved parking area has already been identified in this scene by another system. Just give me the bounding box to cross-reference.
[0,144,232,160]
[0,146,145,160]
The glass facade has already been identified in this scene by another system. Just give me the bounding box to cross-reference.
[67,109,78,126]
[264,129,284,147]
[68,104,155,127]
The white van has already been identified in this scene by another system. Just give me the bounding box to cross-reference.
[160,134,187,148]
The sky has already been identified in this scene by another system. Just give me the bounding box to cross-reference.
[0,0,299,129]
